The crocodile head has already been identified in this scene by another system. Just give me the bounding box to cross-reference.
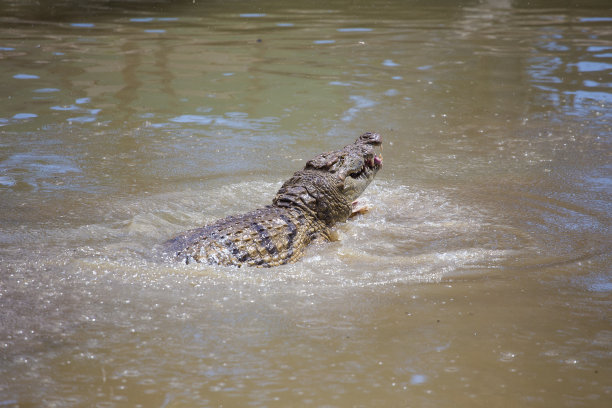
[273,132,383,226]
[305,131,383,201]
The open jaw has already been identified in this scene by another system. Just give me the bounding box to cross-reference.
[370,154,383,169]
[351,152,383,181]
[360,131,383,177]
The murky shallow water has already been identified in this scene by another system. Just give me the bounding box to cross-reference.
[1,0,611,406]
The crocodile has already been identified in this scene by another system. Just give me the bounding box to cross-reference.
[163,131,383,267]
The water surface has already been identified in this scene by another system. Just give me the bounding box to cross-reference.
[1,0,611,406]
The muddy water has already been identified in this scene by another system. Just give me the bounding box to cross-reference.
[1,0,611,406]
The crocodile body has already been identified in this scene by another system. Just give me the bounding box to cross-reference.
[163,132,383,267]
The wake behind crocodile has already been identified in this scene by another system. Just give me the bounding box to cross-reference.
[64,177,513,289]
[2,173,521,298]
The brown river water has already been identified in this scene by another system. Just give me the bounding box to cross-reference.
[1,0,611,406]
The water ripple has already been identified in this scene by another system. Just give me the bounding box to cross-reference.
[13,74,39,79]
[341,95,377,122]
[169,113,278,130]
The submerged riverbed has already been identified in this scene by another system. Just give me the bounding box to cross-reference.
[1,0,611,406]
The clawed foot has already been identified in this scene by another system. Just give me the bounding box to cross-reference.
[350,200,371,218]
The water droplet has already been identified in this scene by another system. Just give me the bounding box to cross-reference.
[499,351,517,362]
